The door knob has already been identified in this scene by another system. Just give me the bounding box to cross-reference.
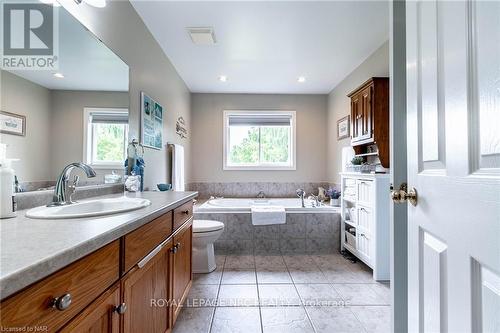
[391,183,418,206]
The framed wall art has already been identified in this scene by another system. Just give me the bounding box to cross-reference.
[337,115,350,140]
[140,92,163,150]
[0,110,26,136]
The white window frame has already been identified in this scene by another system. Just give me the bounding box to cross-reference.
[223,110,296,170]
[83,107,129,169]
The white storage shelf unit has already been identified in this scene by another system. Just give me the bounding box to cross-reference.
[340,172,390,281]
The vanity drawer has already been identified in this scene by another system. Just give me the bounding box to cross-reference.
[0,240,119,333]
[173,200,193,231]
[123,211,173,273]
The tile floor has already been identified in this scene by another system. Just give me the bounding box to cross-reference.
[174,253,391,333]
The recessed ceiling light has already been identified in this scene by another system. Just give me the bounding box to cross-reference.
[218,75,227,82]
[297,76,306,83]
[84,0,106,8]
[53,73,64,78]
[74,0,106,8]
[39,0,61,6]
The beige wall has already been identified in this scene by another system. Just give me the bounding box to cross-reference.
[0,71,52,182]
[50,90,129,181]
[191,93,328,182]
[60,0,192,189]
[326,41,389,184]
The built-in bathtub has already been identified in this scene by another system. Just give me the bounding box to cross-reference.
[197,198,337,212]
[194,198,341,255]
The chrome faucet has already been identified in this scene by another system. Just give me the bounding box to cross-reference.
[48,163,96,207]
[310,194,320,207]
[257,191,266,198]
[296,188,306,208]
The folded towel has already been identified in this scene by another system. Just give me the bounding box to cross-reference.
[251,206,286,226]
[172,144,185,191]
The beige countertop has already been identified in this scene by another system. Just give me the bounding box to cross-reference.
[0,191,197,300]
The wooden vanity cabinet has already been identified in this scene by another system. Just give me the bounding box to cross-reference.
[121,238,173,333]
[172,219,193,324]
[59,283,121,333]
[0,198,195,333]
[348,77,390,168]
[0,241,120,333]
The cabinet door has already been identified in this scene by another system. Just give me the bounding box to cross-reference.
[172,218,193,324]
[122,238,172,333]
[59,284,121,333]
[356,231,371,265]
[351,95,361,141]
[360,85,373,141]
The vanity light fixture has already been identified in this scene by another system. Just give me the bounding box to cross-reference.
[297,76,306,83]
[53,73,64,79]
[74,0,106,8]
[218,75,228,82]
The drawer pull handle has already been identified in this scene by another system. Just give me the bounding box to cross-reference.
[52,293,72,311]
[138,238,170,268]
[182,210,190,215]
[115,303,127,315]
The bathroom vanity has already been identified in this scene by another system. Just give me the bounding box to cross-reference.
[0,191,196,333]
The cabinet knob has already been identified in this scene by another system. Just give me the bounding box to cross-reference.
[182,210,190,215]
[51,293,72,311]
[170,245,178,254]
[115,303,127,314]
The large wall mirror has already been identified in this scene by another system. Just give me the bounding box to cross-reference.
[0,2,129,192]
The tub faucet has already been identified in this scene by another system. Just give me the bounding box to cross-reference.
[296,188,306,208]
[48,162,96,207]
[310,194,320,207]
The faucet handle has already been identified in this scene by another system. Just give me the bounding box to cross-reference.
[296,189,305,197]
[72,175,80,187]
[66,175,80,204]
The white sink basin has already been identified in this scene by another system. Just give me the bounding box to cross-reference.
[26,197,151,219]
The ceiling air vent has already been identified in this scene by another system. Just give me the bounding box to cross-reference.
[187,27,217,45]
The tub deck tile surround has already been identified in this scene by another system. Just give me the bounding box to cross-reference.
[188,182,332,199]
[195,211,341,255]
[175,253,390,333]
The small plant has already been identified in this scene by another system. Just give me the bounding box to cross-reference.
[326,187,341,199]
[351,156,364,165]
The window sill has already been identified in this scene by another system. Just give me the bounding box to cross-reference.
[223,165,296,171]
[87,164,124,170]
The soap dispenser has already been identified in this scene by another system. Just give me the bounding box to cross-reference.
[0,144,17,218]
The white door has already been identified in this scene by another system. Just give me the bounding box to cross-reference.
[405,1,500,332]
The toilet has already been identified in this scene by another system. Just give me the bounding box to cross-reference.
[192,220,225,273]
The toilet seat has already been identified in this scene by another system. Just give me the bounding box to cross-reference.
[193,220,224,233]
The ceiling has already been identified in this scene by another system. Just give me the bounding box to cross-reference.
[131,1,389,94]
[8,5,129,91]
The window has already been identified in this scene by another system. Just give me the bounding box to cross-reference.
[83,108,129,168]
[223,110,296,170]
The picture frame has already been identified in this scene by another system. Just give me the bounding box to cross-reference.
[337,115,350,140]
[140,92,163,150]
[0,110,26,136]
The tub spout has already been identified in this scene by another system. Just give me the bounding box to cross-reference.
[296,188,306,208]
